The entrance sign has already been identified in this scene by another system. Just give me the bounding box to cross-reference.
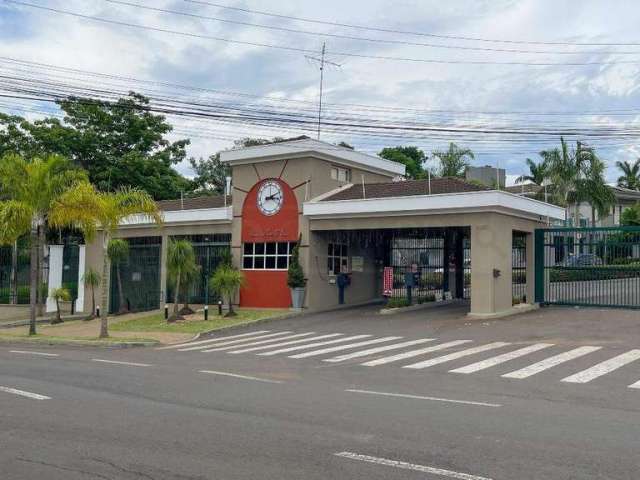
[383,267,393,296]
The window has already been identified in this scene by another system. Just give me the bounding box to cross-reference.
[330,166,351,182]
[328,243,349,275]
[243,242,297,270]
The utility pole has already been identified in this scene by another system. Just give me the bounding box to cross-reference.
[305,42,341,140]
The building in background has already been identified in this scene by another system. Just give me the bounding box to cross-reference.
[465,165,506,189]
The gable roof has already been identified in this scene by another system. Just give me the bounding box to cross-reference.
[321,177,489,201]
[219,138,406,177]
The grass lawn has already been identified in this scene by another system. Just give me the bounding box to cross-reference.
[110,309,286,334]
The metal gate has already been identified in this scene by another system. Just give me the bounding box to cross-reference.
[535,227,640,308]
[109,237,161,314]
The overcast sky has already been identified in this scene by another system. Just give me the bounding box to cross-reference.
[1,0,639,185]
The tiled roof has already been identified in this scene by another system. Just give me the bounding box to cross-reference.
[156,195,231,212]
[322,177,490,201]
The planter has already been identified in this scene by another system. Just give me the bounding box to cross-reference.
[290,287,305,309]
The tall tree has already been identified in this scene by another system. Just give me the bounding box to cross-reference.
[50,184,162,338]
[378,146,427,179]
[432,143,474,177]
[107,239,130,314]
[516,158,547,185]
[166,239,197,321]
[616,159,640,190]
[0,154,87,335]
[82,267,101,319]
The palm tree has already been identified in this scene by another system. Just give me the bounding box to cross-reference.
[0,154,86,335]
[616,159,640,190]
[50,183,162,338]
[82,267,101,319]
[211,264,244,317]
[432,143,474,177]
[179,260,201,316]
[49,287,71,324]
[166,239,197,321]
[107,239,129,314]
[515,158,547,185]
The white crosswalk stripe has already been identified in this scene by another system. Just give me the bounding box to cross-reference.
[288,336,403,359]
[178,331,293,352]
[157,330,271,350]
[361,340,472,367]
[561,349,640,384]
[502,346,602,379]
[403,342,511,370]
[201,332,317,353]
[450,343,554,374]
[324,338,436,363]
[257,335,372,356]
[228,333,344,354]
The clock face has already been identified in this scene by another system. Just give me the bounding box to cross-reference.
[257,180,284,216]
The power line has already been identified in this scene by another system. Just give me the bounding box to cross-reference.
[102,0,640,56]
[6,1,640,66]
[181,0,640,47]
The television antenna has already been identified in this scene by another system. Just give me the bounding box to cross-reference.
[305,42,342,140]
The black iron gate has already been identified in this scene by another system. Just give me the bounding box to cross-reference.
[535,227,640,308]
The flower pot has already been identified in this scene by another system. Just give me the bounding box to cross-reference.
[290,287,305,309]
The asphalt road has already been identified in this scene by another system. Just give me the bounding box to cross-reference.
[1,305,640,480]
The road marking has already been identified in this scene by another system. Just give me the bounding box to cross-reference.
[334,451,494,480]
[0,386,51,400]
[502,346,602,379]
[199,370,283,384]
[361,340,472,367]
[324,338,436,363]
[201,332,316,352]
[629,379,640,389]
[450,343,554,374]
[345,389,502,408]
[156,330,271,349]
[228,333,344,354]
[404,342,511,370]
[91,359,153,367]
[179,331,293,352]
[10,350,59,357]
[561,349,640,384]
[288,336,403,359]
[257,335,372,356]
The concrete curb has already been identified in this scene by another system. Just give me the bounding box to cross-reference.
[0,314,91,330]
[379,299,464,315]
[0,336,158,349]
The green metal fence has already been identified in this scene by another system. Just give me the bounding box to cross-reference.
[0,240,31,304]
[62,244,80,300]
[535,227,640,308]
[512,232,527,304]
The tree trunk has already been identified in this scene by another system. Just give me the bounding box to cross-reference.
[116,265,127,314]
[36,224,46,317]
[10,241,17,305]
[227,291,235,317]
[52,298,62,324]
[169,271,181,322]
[99,237,110,338]
[28,223,38,336]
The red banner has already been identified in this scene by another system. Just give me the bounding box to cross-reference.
[383,267,393,297]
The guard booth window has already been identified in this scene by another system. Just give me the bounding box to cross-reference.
[243,242,296,270]
[328,243,348,275]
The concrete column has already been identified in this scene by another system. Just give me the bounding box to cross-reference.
[75,245,86,313]
[159,233,169,306]
[46,245,64,313]
[525,232,535,304]
[469,217,513,317]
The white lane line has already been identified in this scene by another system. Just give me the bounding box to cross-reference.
[201,332,316,353]
[0,386,51,400]
[10,350,59,357]
[156,330,271,349]
[199,370,283,384]
[257,335,372,356]
[450,343,554,374]
[403,342,511,370]
[179,331,292,352]
[289,336,403,359]
[91,359,153,367]
[561,349,640,384]
[629,379,640,389]
[361,340,472,367]
[324,338,436,363]
[345,389,502,408]
[334,451,494,480]
[502,346,602,379]
[228,333,344,354]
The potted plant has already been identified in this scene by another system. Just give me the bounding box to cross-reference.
[287,241,306,309]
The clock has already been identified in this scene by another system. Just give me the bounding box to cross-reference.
[257,180,284,216]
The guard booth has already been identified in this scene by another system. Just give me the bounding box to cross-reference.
[535,226,640,308]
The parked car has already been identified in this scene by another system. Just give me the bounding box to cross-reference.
[558,254,603,267]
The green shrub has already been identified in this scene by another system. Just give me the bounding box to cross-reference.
[386,298,410,309]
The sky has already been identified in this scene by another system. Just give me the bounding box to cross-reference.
[1,0,639,185]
